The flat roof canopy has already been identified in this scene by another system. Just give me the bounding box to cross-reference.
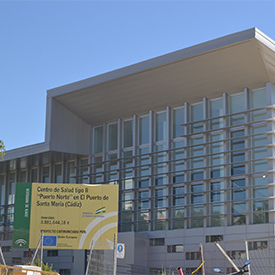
[48,28,275,126]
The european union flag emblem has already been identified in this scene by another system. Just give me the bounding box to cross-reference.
[43,236,57,247]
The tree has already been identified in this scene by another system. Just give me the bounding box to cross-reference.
[0,140,5,159]
[32,256,57,274]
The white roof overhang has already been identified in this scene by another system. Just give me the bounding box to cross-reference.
[47,28,275,126]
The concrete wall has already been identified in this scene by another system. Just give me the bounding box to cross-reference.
[46,98,90,156]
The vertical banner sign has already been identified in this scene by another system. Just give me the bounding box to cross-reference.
[13,183,118,250]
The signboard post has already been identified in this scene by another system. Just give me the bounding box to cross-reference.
[13,183,119,250]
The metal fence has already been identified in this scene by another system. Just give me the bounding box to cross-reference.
[202,237,275,275]
[0,228,275,275]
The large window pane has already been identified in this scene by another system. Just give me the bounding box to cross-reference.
[156,112,167,142]
[8,173,15,204]
[19,171,27,182]
[209,134,224,178]
[54,164,62,183]
[210,182,224,202]
[173,107,184,138]
[138,147,150,187]
[191,184,204,204]
[123,120,133,148]
[230,93,244,125]
[79,159,88,184]
[210,98,223,129]
[191,103,203,133]
[154,145,166,185]
[173,186,185,206]
[42,166,50,183]
[138,191,149,209]
[94,156,102,183]
[0,175,5,206]
[67,161,75,184]
[251,89,267,121]
[172,141,185,183]
[191,138,204,180]
[152,209,166,231]
[139,116,149,145]
[155,189,166,208]
[107,154,117,184]
[122,151,133,190]
[94,127,103,154]
[108,124,118,151]
[31,168,38,182]
[231,130,245,175]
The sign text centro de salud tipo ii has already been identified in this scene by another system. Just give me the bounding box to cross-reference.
[13,183,118,250]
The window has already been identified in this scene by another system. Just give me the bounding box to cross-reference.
[230,93,244,125]
[12,257,22,264]
[191,184,204,204]
[150,238,165,246]
[122,151,133,190]
[208,182,225,227]
[136,210,149,232]
[123,120,133,148]
[94,156,102,183]
[154,145,167,185]
[42,166,50,183]
[155,189,166,208]
[186,251,201,260]
[173,186,185,206]
[2,246,11,252]
[210,98,223,129]
[139,116,149,145]
[0,175,5,206]
[19,170,27,182]
[138,191,149,209]
[54,164,62,183]
[190,184,204,228]
[167,244,183,253]
[173,107,184,138]
[190,137,204,180]
[251,89,267,121]
[31,168,38,182]
[108,123,118,151]
[248,241,268,250]
[138,147,150,187]
[66,161,75,184]
[191,103,203,133]
[231,130,245,175]
[59,269,71,275]
[205,235,223,242]
[227,250,246,260]
[155,112,166,142]
[231,179,246,225]
[7,207,14,224]
[47,250,58,257]
[152,208,166,231]
[94,126,103,154]
[172,141,185,183]
[8,173,15,204]
[107,154,117,184]
[79,159,88,184]
[209,134,224,178]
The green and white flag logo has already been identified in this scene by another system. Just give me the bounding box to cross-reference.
[13,183,32,249]
[95,206,106,215]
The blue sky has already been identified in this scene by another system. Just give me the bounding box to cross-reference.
[1,1,275,151]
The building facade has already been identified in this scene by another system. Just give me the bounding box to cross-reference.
[1,28,275,274]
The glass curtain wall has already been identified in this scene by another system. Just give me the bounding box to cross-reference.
[91,88,271,232]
